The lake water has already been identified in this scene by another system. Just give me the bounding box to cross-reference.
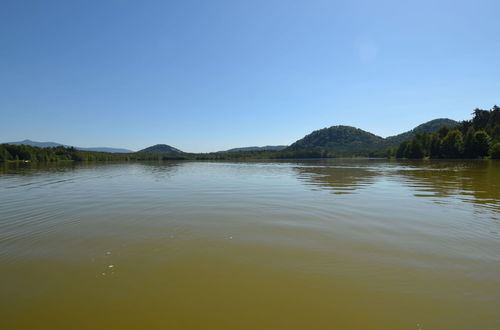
[1,160,499,329]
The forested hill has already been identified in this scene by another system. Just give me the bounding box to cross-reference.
[138,144,183,153]
[384,118,458,145]
[287,118,458,156]
[394,106,500,159]
[287,126,383,156]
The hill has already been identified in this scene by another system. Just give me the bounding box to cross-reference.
[221,145,287,153]
[384,118,458,145]
[5,139,134,153]
[287,125,383,156]
[287,119,458,157]
[138,144,183,154]
[394,106,499,159]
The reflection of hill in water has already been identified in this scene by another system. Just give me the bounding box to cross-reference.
[291,159,499,214]
[2,159,498,214]
[293,161,379,194]
[394,160,500,213]
[134,161,182,181]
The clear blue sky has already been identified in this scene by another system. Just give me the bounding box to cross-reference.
[1,0,499,152]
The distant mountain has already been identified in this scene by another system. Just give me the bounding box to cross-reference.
[78,147,134,153]
[5,139,134,153]
[221,145,288,153]
[7,139,63,148]
[287,118,458,156]
[138,144,183,154]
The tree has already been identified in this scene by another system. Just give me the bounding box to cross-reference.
[429,133,441,158]
[387,147,397,158]
[396,141,409,158]
[473,130,490,157]
[0,146,12,161]
[405,140,425,159]
[463,127,477,158]
[472,108,490,130]
[441,130,463,158]
[490,142,500,159]
[491,125,500,143]
[438,126,450,138]
[490,105,500,130]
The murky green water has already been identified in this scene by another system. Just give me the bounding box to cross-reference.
[1,160,499,329]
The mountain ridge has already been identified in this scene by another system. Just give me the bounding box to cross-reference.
[219,145,287,153]
[5,139,134,153]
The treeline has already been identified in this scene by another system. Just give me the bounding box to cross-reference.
[0,144,339,163]
[0,145,188,162]
[390,106,500,159]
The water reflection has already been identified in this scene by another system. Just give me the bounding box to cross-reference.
[2,159,499,213]
[292,161,378,194]
[290,159,500,215]
[394,160,500,214]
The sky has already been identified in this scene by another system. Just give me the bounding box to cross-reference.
[1,0,499,152]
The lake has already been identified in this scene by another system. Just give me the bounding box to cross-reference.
[1,159,499,329]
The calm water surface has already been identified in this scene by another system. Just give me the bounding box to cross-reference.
[1,160,499,329]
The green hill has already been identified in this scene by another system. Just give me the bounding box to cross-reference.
[394,106,500,159]
[384,118,458,145]
[138,144,183,154]
[287,126,383,156]
[287,119,458,157]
